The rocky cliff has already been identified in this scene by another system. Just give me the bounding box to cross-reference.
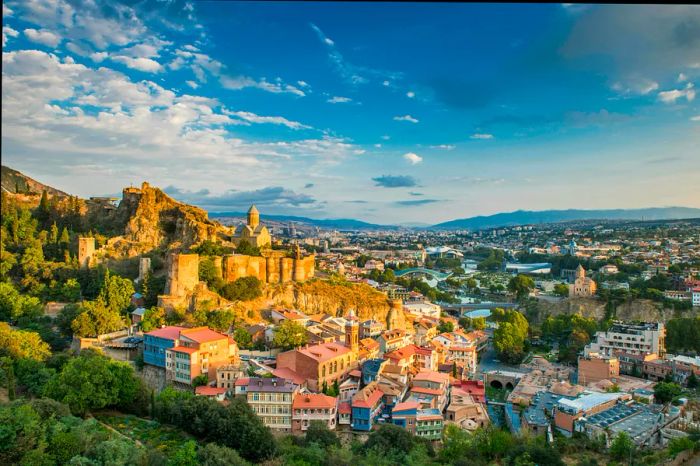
[99,182,232,257]
[537,297,694,323]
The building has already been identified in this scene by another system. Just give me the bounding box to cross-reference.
[360,319,383,339]
[292,393,338,433]
[144,326,185,368]
[445,387,489,432]
[246,377,298,432]
[391,401,444,440]
[276,341,356,392]
[569,265,597,297]
[554,392,630,434]
[599,264,619,275]
[584,321,665,358]
[378,329,411,354]
[216,364,245,392]
[409,370,451,412]
[195,386,228,402]
[578,353,620,385]
[232,205,271,248]
[351,381,384,431]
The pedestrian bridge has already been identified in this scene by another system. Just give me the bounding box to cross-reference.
[394,267,452,281]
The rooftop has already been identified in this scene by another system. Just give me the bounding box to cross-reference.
[145,326,185,340]
[246,377,297,393]
[181,327,229,343]
[297,342,352,363]
[293,393,337,410]
[557,392,625,414]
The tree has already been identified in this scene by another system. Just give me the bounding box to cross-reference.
[236,240,260,257]
[609,431,634,461]
[686,372,698,389]
[169,440,198,466]
[554,283,570,297]
[667,436,695,457]
[0,322,51,361]
[71,299,126,337]
[233,328,253,349]
[0,283,43,321]
[44,350,141,416]
[472,317,486,330]
[654,381,682,404]
[272,320,308,350]
[192,374,209,387]
[140,307,166,332]
[206,309,236,332]
[198,443,250,466]
[508,274,535,301]
[220,277,262,302]
[305,420,340,448]
[99,271,135,314]
[437,320,454,333]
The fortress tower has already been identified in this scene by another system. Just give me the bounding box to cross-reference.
[386,299,406,331]
[78,237,96,269]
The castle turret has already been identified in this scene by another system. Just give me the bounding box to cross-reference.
[78,237,96,269]
[345,309,359,352]
[247,204,260,230]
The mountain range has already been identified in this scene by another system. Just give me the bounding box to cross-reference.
[2,165,699,231]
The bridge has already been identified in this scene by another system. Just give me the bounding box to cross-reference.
[441,302,519,316]
[394,267,452,281]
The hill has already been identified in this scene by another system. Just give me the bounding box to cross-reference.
[1,165,69,197]
[430,207,700,230]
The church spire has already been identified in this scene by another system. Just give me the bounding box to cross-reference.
[247,204,260,229]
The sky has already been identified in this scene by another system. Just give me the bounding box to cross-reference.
[2,1,699,225]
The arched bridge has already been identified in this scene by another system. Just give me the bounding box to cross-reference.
[394,267,452,281]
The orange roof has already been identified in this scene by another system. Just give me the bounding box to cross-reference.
[273,367,306,386]
[385,344,418,361]
[414,370,450,384]
[181,327,229,343]
[146,326,185,340]
[450,346,476,352]
[353,381,384,409]
[338,402,352,414]
[195,386,227,396]
[171,346,198,354]
[293,393,337,410]
[360,338,379,349]
[235,378,250,386]
[410,386,442,396]
[298,342,352,363]
[393,400,421,412]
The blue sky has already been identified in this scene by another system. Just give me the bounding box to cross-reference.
[2,1,699,224]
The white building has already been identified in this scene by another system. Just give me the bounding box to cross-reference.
[584,321,665,358]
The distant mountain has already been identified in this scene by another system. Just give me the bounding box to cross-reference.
[431,207,700,230]
[210,211,398,230]
[1,165,69,197]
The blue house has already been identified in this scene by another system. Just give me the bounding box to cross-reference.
[351,381,384,431]
[143,326,184,368]
[361,358,386,385]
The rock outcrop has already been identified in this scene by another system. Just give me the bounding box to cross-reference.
[537,297,695,323]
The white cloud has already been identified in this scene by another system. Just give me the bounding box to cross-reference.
[297,80,309,88]
[220,75,305,97]
[383,80,390,86]
[611,77,658,96]
[678,73,688,82]
[470,133,494,139]
[90,51,108,62]
[227,111,311,130]
[394,114,419,123]
[3,4,13,16]
[690,115,700,121]
[374,144,382,148]
[186,80,199,89]
[381,135,390,140]
[406,91,415,98]
[431,144,455,150]
[658,83,695,104]
[111,56,162,73]
[403,152,423,165]
[3,25,19,47]
[327,96,351,104]
[24,28,62,47]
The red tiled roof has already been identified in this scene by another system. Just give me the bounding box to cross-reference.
[293,393,337,410]
[338,402,351,414]
[171,346,198,354]
[384,344,418,361]
[273,367,306,386]
[146,326,185,340]
[195,386,227,396]
[298,342,352,363]
[392,400,420,412]
[410,386,443,396]
[353,382,383,409]
[414,370,450,384]
[235,378,250,386]
[181,327,229,343]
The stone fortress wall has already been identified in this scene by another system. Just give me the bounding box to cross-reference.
[158,250,315,311]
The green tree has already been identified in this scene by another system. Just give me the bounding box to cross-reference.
[169,440,198,466]
[609,431,634,462]
[508,274,535,301]
[272,320,309,350]
[0,282,43,321]
[198,443,250,466]
[192,374,209,387]
[667,436,695,457]
[554,283,570,297]
[220,277,262,302]
[236,240,261,257]
[140,307,166,332]
[437,320,455,333]
[71,299,126,337]
[233,328,253,349]
[654,381,682,404]
[0,322,51,361]
[305,420,340,448]
[206,309,236,332]
[99,271,135,314]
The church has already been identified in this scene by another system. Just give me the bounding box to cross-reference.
[232,205,271,248]
[569,265,597,297]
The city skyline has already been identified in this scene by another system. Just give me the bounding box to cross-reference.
[2,1,699,223]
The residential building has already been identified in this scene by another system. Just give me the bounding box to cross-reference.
[360,320,383,339]
[577,353,620,385]
[276,341,356,392]
[216,364,244,392]
[351,381,384,431]
[195,386,227,402]
[246,377,298,432]
[144,326,185,368]
[445,387,489,431]
[584,321,665,358]
[554,392,630,434]
[409,370,451,412]
[378,329,411,354]
[292,393,338,433]
[391,401,444,440]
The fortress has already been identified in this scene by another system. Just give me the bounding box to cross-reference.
[158,206,315,311]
